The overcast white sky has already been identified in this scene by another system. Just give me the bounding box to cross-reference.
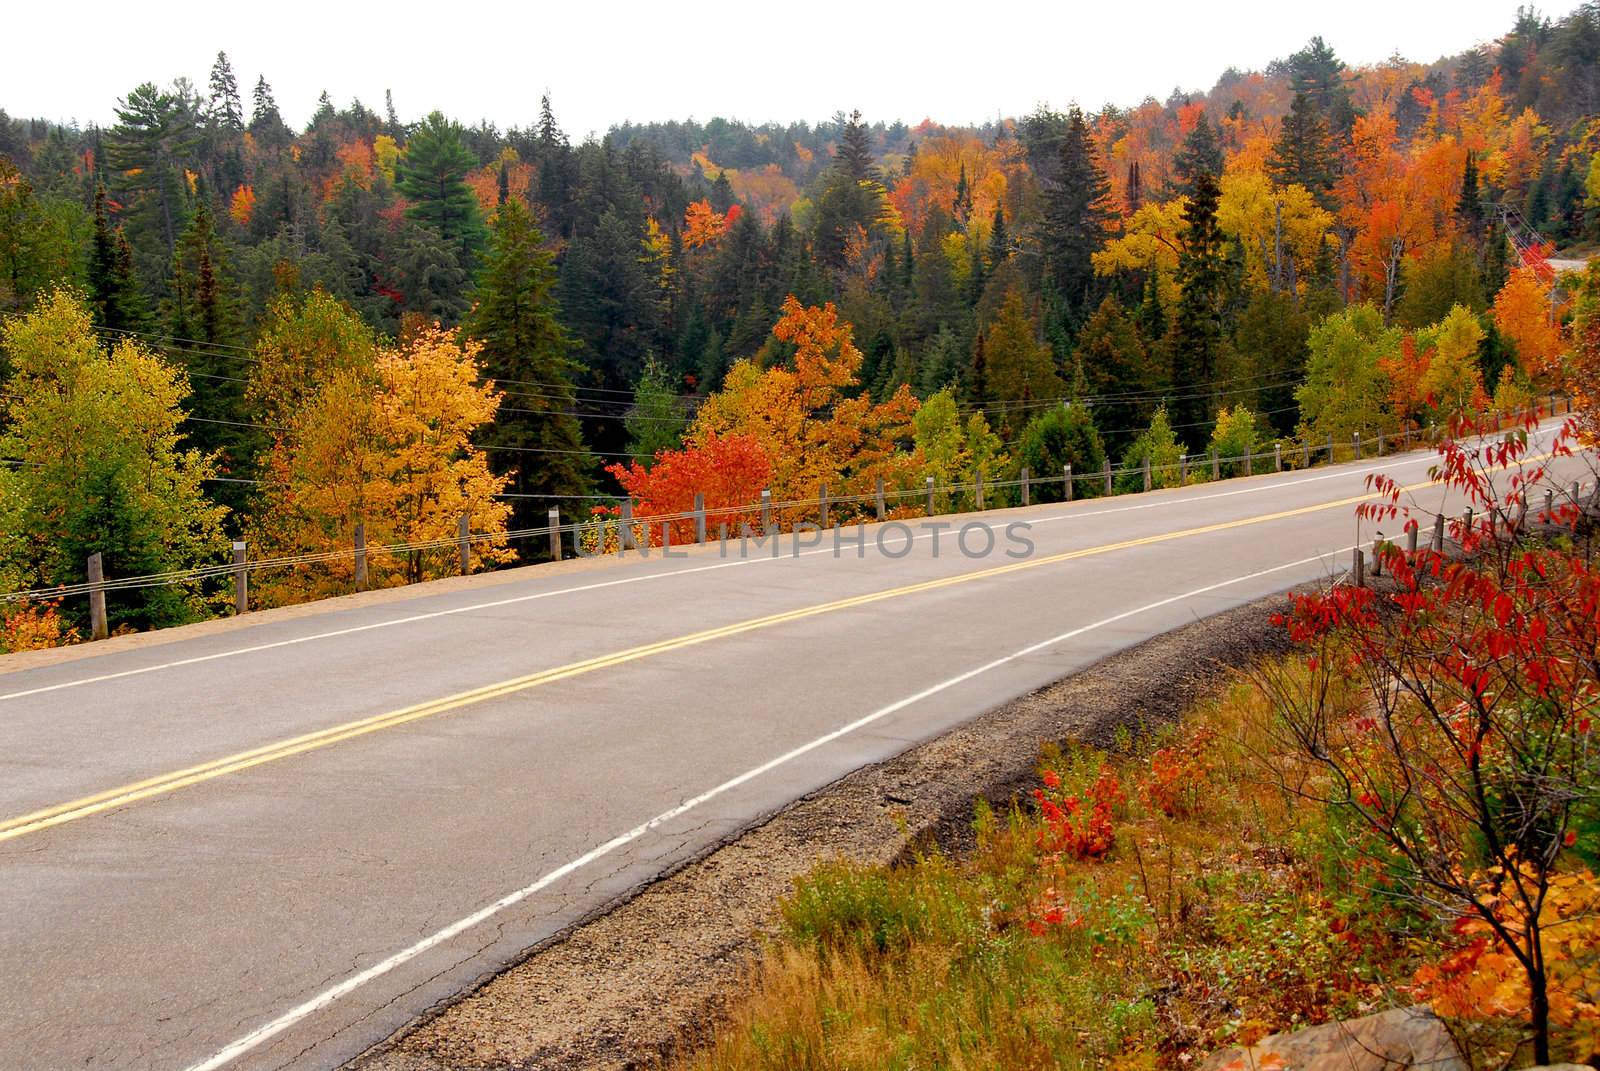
[1,1,1579,137]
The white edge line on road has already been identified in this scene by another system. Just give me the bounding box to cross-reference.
[1,444,1458,704]
[182,543,1351,1071]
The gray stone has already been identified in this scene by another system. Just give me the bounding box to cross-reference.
[1201,1006,1466,1071]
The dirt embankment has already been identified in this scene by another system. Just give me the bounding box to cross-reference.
[348,596,1293,1071]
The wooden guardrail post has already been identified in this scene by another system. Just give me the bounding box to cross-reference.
[1274,442,1281,472]
[354,522,368,590]
[1544,489,1554,522]
[875,477,887,520]
[1021,466,1030,506]
[548,508,562,561]
[925,476,935,516]
[1103,457,1112,496]
[87,552,108,641]
[1063,464,1072,501]
[975,470,985,510]
[820,483,830,529]
[1352,547,1365,588]
[1371,537,1383,577]
[232,540,248,615]
[1432,512,1445,553]
[1142,455,1151,492]
[1210,448,1220,481]
[1376,430,1385,456]
[693,493,706,544]
[1406,522,1418,556]
[619,499,637,551]
[1179,453,1188,484]
[1353,431,1362,459]
[458,514,471,575]
[760,489,772,533]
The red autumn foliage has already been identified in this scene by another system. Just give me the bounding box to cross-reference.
[606,432,772,545]
[1033,764,1125,862]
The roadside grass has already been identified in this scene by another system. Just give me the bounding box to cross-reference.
[675,664,1435,1071]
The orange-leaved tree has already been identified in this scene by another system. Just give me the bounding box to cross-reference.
[672,296,920,527]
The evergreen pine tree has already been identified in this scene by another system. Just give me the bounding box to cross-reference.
[1268,92,1335,204]
[709,171,735,213]
[1457,153,1483,231]
[1038,107,1114,323]
[207,52,243,132]
[986,203,1011,267]
[468,197,593,531]
[953,162,973,228]
[836,110,878,181]
[396,111,488,266]
[1170,112,1224,196]
[88,182,144,332]
[1168,169,1226,443]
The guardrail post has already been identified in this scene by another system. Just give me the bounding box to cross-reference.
[1210,448,1220,481]
[1462,507,1474,542]
[87,551,108,640]
[1406,522,1418,556]
[925,476,935,516]
[820,483,830,529]
[1403,426,1411,450]
[1179,453,1188,484]
[1302,439,1310,467]
[1544,488,1554,522]
[1327,433,1334,460]
[1353,431,1361,459]
[875,477,886,520]
[620,499,637,551]
[1142,455,1151,492]
[1352,547,1365,588]
[1376,430,1385,456]
[1063,464,1072,501]
[233,540,248,614]
[1103,457,1112,496]
[1371,537,1383,577]
[458,514,471,575]
[1573,481,1582,509]
[975,470,985,510]
[1274,443,1281,472]
[354,521,368,591]
[548,508,562,561]
[1432,512,1445,553]
[1021,466,1030,506]
[692,494,706,544]
[760,489,772,533]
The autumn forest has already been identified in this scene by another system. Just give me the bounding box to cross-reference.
[2,5,1600,643]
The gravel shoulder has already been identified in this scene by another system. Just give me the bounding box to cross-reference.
[348,594,1294,1071]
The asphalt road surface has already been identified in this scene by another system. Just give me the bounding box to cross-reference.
[0,425,1587,1070]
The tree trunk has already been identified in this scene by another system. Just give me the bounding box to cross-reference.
[1529,964,1551,1066]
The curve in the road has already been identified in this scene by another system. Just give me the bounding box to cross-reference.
[0,458,1479,847]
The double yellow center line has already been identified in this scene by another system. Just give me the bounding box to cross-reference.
[0,468,1480,845]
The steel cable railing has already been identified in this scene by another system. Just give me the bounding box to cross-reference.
[1,398,1577,616]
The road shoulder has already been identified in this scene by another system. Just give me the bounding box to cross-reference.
[347,593,1293,1071]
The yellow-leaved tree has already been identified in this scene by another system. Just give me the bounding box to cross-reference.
[248,324,512,601]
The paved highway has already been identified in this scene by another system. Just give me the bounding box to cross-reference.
[0,427,1585,1070]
